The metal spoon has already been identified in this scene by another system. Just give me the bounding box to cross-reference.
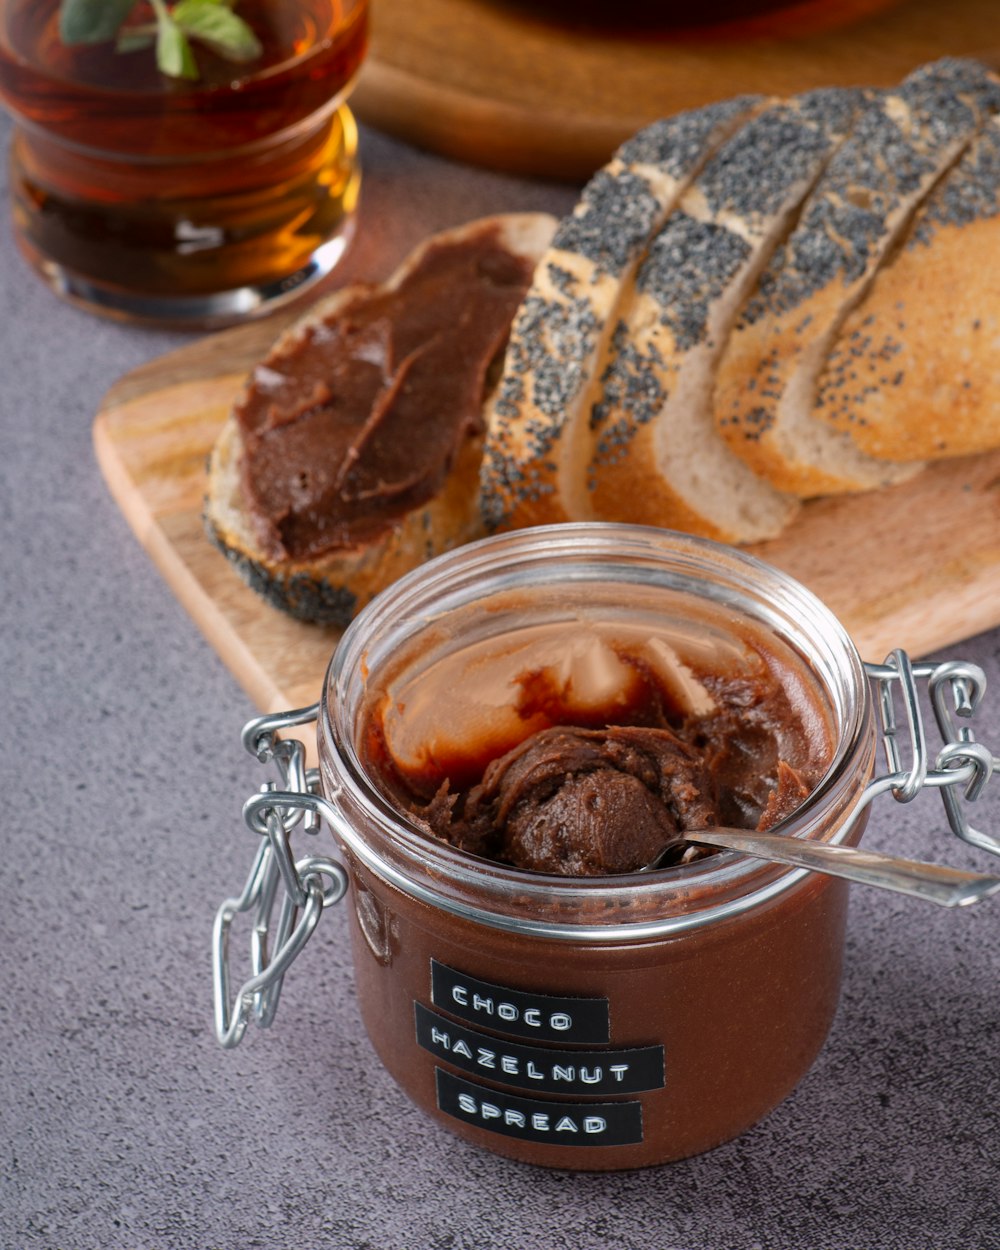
[643,827,1000,908]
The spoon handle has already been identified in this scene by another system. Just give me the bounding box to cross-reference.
[689,829,1000,908]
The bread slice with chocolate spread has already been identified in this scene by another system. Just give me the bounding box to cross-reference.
[713,58,1000,498]
[205,213,557,625]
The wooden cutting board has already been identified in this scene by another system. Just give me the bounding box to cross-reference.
[353,0,1000,179]
[94,313,1000,719]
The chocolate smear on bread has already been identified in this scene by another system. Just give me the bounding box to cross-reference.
[235,223,538,563]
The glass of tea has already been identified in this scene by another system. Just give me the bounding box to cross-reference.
[0,0,369,325]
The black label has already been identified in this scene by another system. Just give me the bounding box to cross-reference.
[416,1003,664,1096]
[430,960,610,1044]
[436,1070,643,1146]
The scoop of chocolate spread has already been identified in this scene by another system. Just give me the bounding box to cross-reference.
[234,224,537,561]
[417,714,816,875]
[369,626,830,879]
[425,725,719,875]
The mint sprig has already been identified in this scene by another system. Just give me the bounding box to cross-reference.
[59,0,263,80]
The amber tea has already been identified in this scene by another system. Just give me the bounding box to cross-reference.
[0,0,368,324]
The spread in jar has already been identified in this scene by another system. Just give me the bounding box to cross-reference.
[318,526,875,1169]
[233,223,536,561]
[361,612,834,877]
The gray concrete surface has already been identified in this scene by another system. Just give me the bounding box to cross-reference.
[1,108,998,1250]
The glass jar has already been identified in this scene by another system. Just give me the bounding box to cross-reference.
[0,0,367,326]
[314,524,879,1169]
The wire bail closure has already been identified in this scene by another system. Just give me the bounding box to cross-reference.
[212,654,999,1048]
[212,704,346,1049]
[861,652,999,856]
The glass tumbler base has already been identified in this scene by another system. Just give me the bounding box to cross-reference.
[10,104,361,329]
[14,217,356,330]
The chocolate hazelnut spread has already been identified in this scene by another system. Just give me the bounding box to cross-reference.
[233,224,536,561]
[316,527,876,1169]
[363,625,831,877]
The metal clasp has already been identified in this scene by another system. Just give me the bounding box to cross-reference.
[212,703,348,1049]
[862,651,999,856]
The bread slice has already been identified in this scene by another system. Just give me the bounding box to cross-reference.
[582,88,864,542]
[478,95,766,533]
[713,58,1000,498]
[205,213,557,625]
[814,113,1000,461]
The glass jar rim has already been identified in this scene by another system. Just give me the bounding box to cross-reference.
[319,523,876,940]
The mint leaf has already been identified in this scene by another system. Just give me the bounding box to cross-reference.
[60,0,138,45]
[156,17,198,78]
[59,0,262,79]
[173,0,262,63]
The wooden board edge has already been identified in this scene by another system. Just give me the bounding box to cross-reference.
[355,0,1000,180]
[847,571,1000,661]
[353,60,633,181]
[100,311,301,410]
[94,410,288,713]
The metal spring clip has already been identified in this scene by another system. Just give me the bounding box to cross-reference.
[212,653,999,1048]
[861,651,998,857]
[212,704,345,1049]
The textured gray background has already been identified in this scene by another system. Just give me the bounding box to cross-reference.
[2,105,999,1250]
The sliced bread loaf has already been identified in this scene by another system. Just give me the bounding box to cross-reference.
[205,213,556,625]
[582,89,863,542]
[814,113,1000,461]
[478,95,765,533]
[713,57,1000,498]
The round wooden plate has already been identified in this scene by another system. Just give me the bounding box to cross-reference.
[352,0,1000,180]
